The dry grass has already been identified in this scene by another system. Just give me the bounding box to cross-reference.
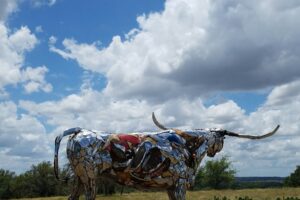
[17,187,300,200]
[188,187,300,200]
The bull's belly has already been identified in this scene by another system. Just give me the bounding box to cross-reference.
[99,170,174,189]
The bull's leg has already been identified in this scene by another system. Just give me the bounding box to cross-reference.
[75,161,97,200]
[167,178,186,200]
[82,177,96,200]
[68,176,84,200]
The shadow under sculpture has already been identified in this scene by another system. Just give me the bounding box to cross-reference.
[54,113,279,200]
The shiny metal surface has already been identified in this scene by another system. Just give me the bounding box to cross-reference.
[54,117,278,200]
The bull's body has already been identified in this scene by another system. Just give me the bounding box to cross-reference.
[54,113,279,200]
[55,128,219,200]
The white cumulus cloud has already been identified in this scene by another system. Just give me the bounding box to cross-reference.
[0,0,18,22]
[0,23,52,95]
[21,66,53,93]
[30,0,57,8]
[50,0,300,101]
[0,101,51,173]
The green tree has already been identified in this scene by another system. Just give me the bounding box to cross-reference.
[11,161,68,198]
[195,156,236,189]
[194,166,205,189]
[0,169,15,199]
[12,172,35,198]
[285,165,300,187]
[29,161,59,196]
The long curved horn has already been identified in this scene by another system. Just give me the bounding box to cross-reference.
[152,112,168,130]
[224,125,280,139]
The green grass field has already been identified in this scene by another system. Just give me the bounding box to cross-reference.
[17,188,300,200]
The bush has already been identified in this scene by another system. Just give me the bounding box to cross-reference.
[285,165,300,187]
[195,156,236,189]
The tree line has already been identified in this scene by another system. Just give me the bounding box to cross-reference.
[0,162,68,199]
[0,157,299,199]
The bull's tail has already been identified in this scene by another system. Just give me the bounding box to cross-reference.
[54,127,81,180]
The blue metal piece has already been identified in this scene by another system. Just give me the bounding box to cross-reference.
[63,127,81,136]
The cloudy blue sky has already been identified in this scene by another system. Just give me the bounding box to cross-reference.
[0,0,299,176]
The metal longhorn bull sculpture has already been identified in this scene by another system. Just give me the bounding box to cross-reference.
[54,113,279,200]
